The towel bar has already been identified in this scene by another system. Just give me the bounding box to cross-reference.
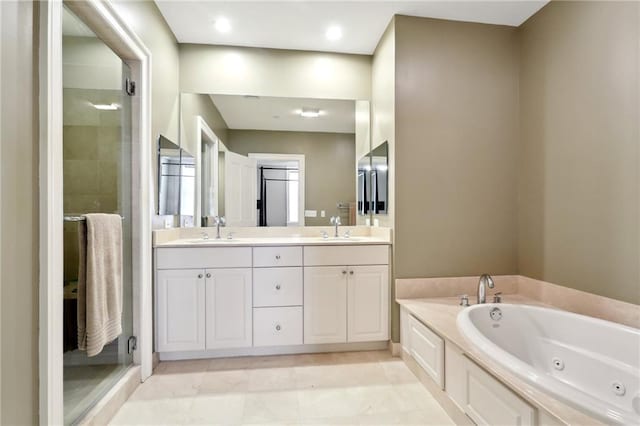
[64,215,125,222]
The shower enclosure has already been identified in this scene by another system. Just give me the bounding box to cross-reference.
[62,6,133,424]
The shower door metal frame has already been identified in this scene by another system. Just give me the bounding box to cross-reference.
[38,1,153,424]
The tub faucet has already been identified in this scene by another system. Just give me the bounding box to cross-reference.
[477,274,495,304]
[330,216,341,238]
[213,216,226,239]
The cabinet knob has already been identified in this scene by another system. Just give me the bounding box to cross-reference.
[275,255,281,260]
[275,284,281,290]
[342,270,347,275]
[206,273,212,278]
[275,324,281,331]
[349,270,354,275]
[198,273,203,279]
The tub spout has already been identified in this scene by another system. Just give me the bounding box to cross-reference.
[477,274,495,304]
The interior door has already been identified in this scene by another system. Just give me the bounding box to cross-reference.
[224,151,257,226]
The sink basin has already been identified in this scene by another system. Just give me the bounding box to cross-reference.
[309,237,366,242]
[183,238,243,244]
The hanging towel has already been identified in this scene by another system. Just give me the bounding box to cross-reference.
[77,213,123,357]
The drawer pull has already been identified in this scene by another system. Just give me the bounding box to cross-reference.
[198,273,203,279]
[342,270,347,275]
[206,273,211,278]
[275,324,281,331]
[275,284,281,290]
[349,270,354,275]
[275,255,281,260]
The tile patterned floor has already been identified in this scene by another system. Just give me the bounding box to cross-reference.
[110,351,454,425]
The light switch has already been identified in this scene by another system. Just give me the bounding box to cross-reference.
[320,210,326,217]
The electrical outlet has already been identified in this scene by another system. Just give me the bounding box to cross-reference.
[320,210,325,217]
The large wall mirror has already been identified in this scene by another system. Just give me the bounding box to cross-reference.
[178,93,372,227]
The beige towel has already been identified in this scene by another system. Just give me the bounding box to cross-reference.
[77,213,123,357]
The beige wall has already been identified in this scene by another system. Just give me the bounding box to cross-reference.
[518,1,640,304]
[227,130,356,226]
[180,93,229,156]
[370,19,395,229]
[112,0,180,223]
[0,1,39,423]
[394,15,520,281]
[112,1,180,144]
[180,44,371,101]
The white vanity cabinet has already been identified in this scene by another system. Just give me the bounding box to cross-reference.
[155,247,253,353]
[303,245,390,344]
[155,242,390,358]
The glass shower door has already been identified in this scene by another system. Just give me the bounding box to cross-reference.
[62,5,133,424]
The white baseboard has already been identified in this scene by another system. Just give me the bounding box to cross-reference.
[158,341,389,361]
[389,341,402,357]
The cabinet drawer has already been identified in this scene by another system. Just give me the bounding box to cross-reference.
[253,246,302,267]
[253,267,303,307]
[253,307,303,347]
[464,358,535,426]
[304,245,389,266]
[156,247,252,269]
[409,315,444,389]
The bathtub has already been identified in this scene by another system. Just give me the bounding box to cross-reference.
[457,303,640,425]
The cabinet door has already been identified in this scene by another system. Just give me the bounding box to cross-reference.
[303,266,347,344]
[156,269,206,352]
[205,268,253,349]
[347,265,389,342]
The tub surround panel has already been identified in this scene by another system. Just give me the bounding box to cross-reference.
[397,296,603,426]
[396,275,639,329]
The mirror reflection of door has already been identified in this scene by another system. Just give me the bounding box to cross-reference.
[224,151,257,226]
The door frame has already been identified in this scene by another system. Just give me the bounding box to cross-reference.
[38,1,153,424]
[195,116,219,226]
[248,153,306,226]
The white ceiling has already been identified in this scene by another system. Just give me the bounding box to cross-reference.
[155,1,549,55]
[210,95,355,133]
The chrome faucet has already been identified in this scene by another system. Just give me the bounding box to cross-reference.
[330,216,341,238]
[477,274,495,304]
[213,216,226,239]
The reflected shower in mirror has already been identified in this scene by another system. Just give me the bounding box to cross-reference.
[157,135,195,221]
[180,93,371,227]
[370,141,388,215]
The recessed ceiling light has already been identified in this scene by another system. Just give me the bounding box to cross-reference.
[91,103,120,110]
[215,17,231,33]
[300,108,321,118]
[326,25,342,41]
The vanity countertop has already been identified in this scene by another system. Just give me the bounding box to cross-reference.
[154,235,391,248]
[397,295,604,426]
